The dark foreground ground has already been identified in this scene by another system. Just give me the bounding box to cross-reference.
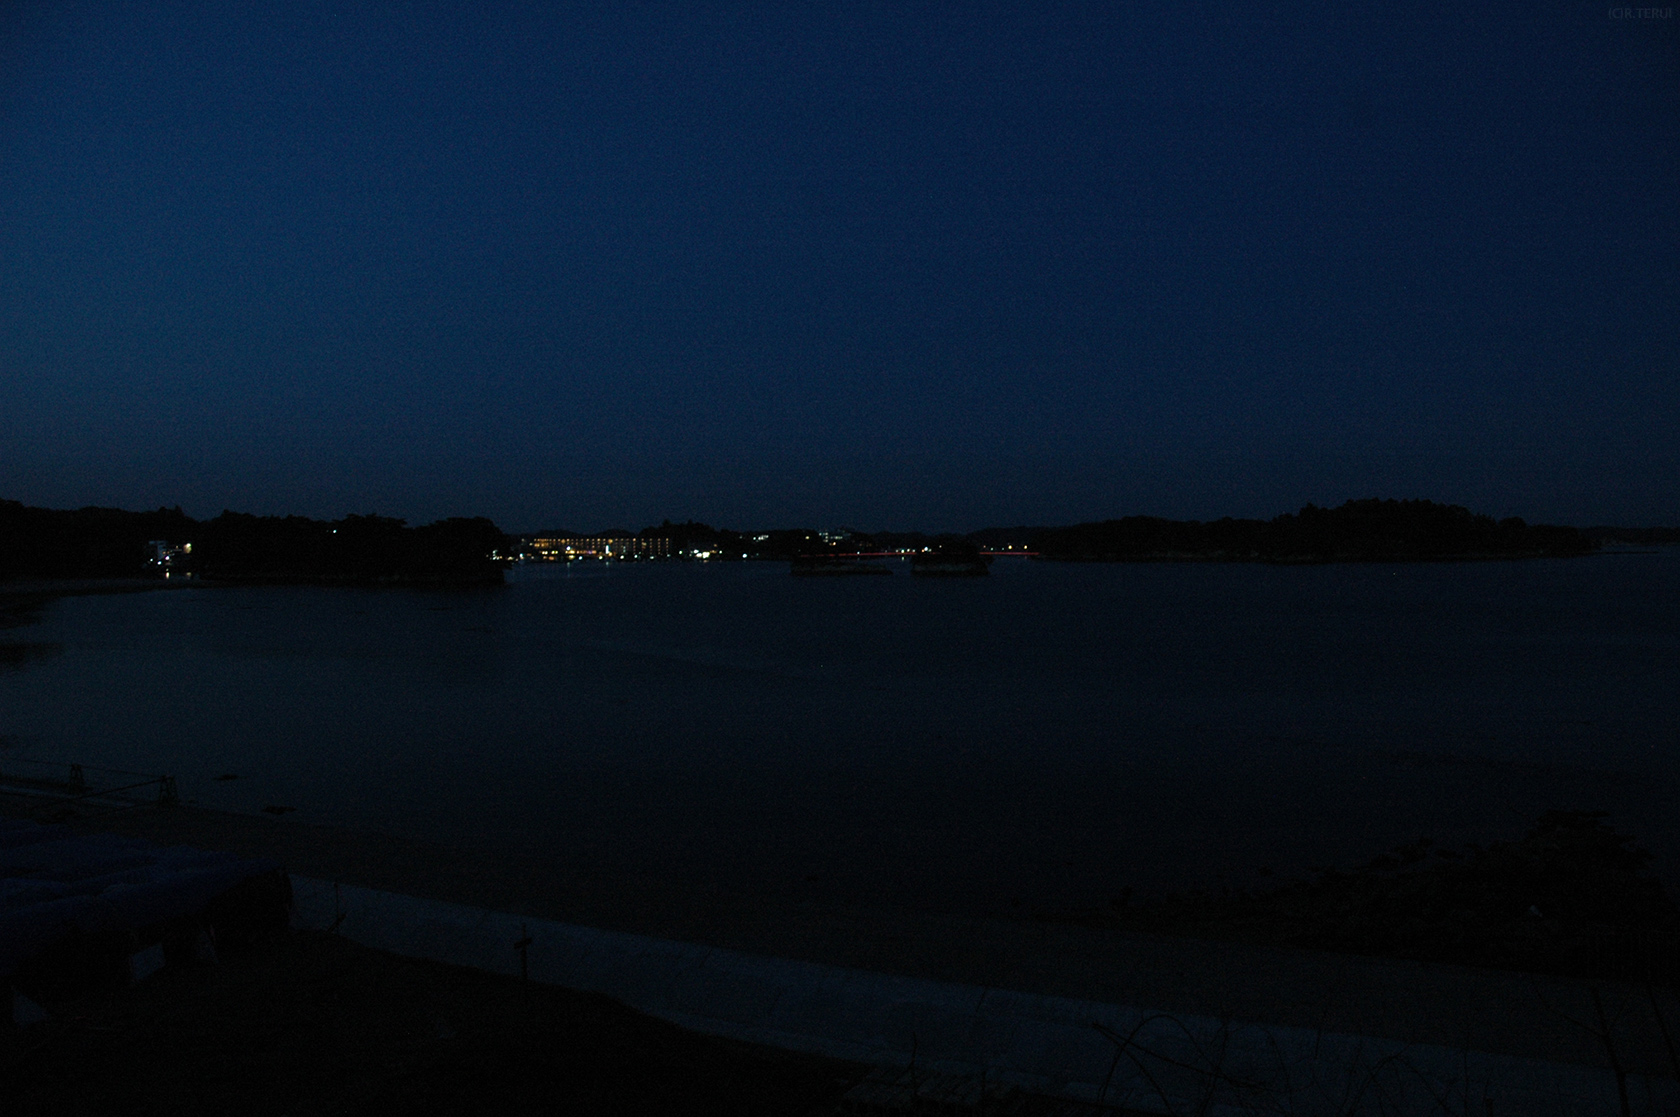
[3,928,863,1117]
[7,789,1680,1084]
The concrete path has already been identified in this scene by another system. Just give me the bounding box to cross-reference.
[293,876,1679,1116]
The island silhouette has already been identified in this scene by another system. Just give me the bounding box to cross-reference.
[0,496,1641,586]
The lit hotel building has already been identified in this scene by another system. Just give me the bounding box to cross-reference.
[522,535,672,561]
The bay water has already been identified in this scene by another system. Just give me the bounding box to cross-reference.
[2,552,1675,919]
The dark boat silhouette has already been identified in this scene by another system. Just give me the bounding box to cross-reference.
[910,542,990,577]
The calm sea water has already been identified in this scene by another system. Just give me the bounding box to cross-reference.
[3,553,1677,917]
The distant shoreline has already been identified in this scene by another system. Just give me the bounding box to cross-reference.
[9,495,1675,581]
[1026,549,1600,565]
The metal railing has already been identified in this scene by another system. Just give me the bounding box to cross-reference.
[0,756,178,808]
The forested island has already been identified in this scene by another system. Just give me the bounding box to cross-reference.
[1024,499,1596,562]
[604,499,1600,563]
[0,500,506,585]
[0,496,1645,584]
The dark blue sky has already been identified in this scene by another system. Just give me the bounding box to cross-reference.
[1,2,1675,530]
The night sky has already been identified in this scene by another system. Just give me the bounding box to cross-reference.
[1,2,1674,531]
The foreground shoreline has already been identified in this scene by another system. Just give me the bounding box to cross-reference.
[4,791,1676,1084]
[8,798,1677,1114]
[4,921,862,1116]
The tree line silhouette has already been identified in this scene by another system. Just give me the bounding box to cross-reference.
[1028,499,1594,561]
[1,496,1606,582]
[606,500,1597,562]
[0,500,506,584]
